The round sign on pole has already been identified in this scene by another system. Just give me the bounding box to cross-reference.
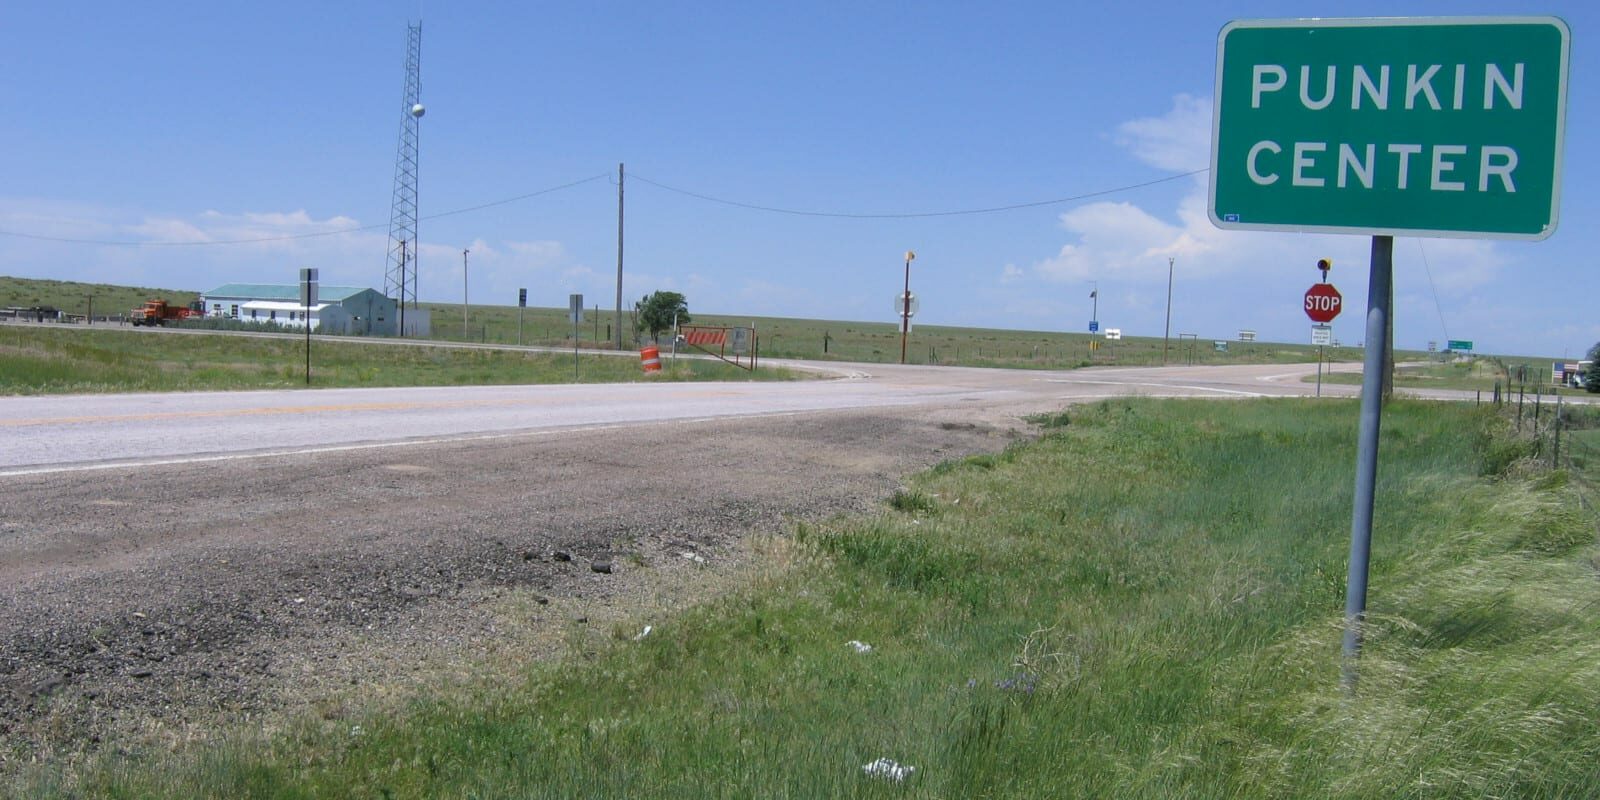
[1304,283,1343,323]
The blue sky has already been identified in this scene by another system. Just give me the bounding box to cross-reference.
[2,1,1594,357]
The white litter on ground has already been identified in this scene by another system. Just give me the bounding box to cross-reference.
[862,758,915,782]
[847,640,873,653]
[633,625,653,641]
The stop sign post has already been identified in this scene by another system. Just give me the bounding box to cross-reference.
[1305,283,1343,323]
[1305,279,1342,399]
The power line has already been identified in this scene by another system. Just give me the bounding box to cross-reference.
[1414,238,1451,342]
[0,167,1209,246]
[421,173,613,221]
[0,173,611,248]
[629,168,1207,219]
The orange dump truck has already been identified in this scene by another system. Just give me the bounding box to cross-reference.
[130,299,203,326]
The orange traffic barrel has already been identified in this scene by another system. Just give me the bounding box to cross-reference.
[640,345,662,373]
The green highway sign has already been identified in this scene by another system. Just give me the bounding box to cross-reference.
[1210,17,1570,240]
[1447,339,1474,352]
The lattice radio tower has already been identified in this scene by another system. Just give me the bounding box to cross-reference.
[385,21,424,332]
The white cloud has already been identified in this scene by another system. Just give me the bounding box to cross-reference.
[423,238,617,306]
[0,197,127,240]
[1015,94,1518,349]
[1402,237,1505,295]
[1033,201,1181,283]
[999,264,1024,284]
[1113,93,1213,172]
[504,239,566,266]
[998,294,1066,318]
[1538,324,1600,355]
[127,217,211,244]
[0,198,611,309]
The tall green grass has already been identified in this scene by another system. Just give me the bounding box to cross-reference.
[15,399,1600,798]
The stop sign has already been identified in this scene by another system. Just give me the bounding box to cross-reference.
[1304,283,1343,323]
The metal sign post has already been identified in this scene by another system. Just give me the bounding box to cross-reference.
[1311,324,1333,397]
[1317,345,1324,397]
[569,293,583,382]
[299,268,318,385]
[1342,235,1392,688]
[518,288,527,346]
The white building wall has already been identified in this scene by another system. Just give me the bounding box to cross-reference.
[238,302,347,331]
[204,288,400,335]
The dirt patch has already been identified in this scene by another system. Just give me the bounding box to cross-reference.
[0,405,1034,774]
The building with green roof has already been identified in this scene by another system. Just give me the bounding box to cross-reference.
[200,284,428,336]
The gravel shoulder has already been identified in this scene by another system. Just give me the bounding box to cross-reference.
[0,398,1048,773]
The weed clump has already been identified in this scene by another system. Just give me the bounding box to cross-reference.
[1474,416,1538,477]
[887,489,938,515]
[1027,410,1071,429]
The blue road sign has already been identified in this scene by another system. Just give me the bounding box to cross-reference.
[1089,320,1099,333]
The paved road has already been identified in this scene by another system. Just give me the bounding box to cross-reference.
[1,360,1354,475]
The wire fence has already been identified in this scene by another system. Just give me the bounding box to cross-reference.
[1488,381,1600,513]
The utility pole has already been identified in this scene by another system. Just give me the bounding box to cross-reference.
[900,250,915,364]
[1162,256,1175,365]
[615,162,625,351]
[461,249,470,339]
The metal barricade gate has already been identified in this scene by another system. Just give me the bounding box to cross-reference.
[680,325,758,370]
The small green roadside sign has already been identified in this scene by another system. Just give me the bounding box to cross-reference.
[1210,17,1570,240]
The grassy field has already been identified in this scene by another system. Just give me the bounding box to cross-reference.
[3,274,1437,370]
[420,301,1371,369]
[1315,357,1585,396]
[0,325,795,395]
[17,398,1600,798]
[0,276,199,322]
